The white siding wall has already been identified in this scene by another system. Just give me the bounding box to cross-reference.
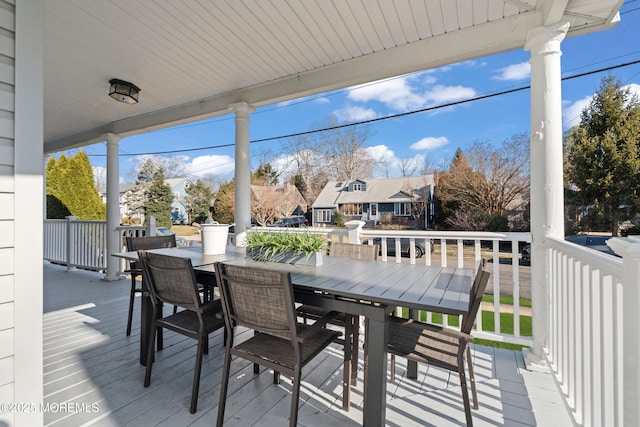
[0,0,44,425]
[0,1,16,424]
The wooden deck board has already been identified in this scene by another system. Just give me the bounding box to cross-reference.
[43,263,570,426]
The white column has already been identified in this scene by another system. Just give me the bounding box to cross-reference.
[524,22,569,368]
[14,0,44,424]
[607,236,640,425]
[103,133,123,281]
[230,102,255,246]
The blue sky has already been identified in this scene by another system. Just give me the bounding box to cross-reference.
[66,3,640,188]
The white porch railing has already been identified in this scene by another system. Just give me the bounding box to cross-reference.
[252,224,533,347]
[44,217,148,272]
[545,236,624,427]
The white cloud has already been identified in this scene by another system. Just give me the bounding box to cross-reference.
[366,145,396,163]
[271,153,298,178]
[424,85,476,104]
[365,145,429,177]
[563,95,591,128]
[627,83,640,98]
[332,105,377,122]
[348,76,425,111]
[493,62,530,81]
[346,74,476,113]
[562,83,640,129]
[186,155,235,177]
[409,136,449,151]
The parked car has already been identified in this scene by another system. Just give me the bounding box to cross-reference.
[565,234,616,256]
[267,215,309,227]
[521,245,531,265]
[522,234,616,264]
[365,237,433,258]
[155,227,186,246]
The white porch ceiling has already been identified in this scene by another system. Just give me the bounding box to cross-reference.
[43,0,623,153]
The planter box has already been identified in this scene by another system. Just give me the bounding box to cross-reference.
[246,247,323,266]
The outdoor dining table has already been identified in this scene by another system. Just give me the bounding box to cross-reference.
[113,245,473,427]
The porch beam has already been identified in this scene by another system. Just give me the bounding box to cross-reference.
[524,21,569,368]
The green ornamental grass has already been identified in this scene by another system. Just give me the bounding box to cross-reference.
[245,230,324,261]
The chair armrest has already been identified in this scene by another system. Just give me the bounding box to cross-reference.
[297,310,339,341]
[389,317,474,343]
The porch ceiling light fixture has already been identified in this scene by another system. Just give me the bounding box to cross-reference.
[108,79,140,104]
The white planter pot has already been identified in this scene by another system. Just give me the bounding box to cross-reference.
[200,224,230,255]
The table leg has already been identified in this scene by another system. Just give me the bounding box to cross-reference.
[363,314,388,427]
[140,286,152,366]
[407,308,419,379]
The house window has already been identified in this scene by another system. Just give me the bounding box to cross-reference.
[317,209,332,223]
[340,203,363,216]
[394,202,411,216]
[352,183,362,191]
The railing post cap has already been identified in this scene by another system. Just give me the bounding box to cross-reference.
[607,236,640,259]
[345,220,365,230]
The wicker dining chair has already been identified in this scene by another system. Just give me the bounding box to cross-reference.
[387,260,490,427]
[295,241,378,410]
[124,235,177,336]
[138,250,226,414]
[214,262,341,427]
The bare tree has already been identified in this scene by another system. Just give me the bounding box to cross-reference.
[398,157,420,177]
[250,186,279,226]
[438,134,530,231]
[129,155,187,181]
[317,118,376,181]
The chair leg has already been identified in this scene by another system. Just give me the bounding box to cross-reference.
[458,363,473,427]
[289,369,301,427]
[390,354,396,383]
[342,315,353,411]
[143,319,157,387]
[351,315,359,386]
[126,275,137,336]
[189,336,205,413]
[156,302,164,351]
[273,370,281,384]
[216,345,233,427]
[466,345,479,409]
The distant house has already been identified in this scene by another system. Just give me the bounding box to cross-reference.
[250,183,308,225]
[165,178,194,225]
[312,175,435,228]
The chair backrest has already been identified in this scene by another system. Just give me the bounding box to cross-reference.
[126,234,177,251]
[125,235,177,270]
[138,251,203,311]
[214,262,298,341]
[329,242,379,261]
[461,259,491,334]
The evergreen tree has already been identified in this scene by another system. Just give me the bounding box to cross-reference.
[185,179,215,224]
[45,151,106,219]
[566,75,640,235]
[251,163,279,185]
[212,180,235,224]
[144,168,174,228]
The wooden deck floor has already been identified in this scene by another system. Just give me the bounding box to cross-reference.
[43,263,571,426]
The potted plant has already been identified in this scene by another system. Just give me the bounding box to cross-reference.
[245,230,325,266]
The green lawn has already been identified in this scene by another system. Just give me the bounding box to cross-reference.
[400,296,532,351]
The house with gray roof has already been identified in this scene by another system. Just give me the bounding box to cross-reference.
[312,175,435,228]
